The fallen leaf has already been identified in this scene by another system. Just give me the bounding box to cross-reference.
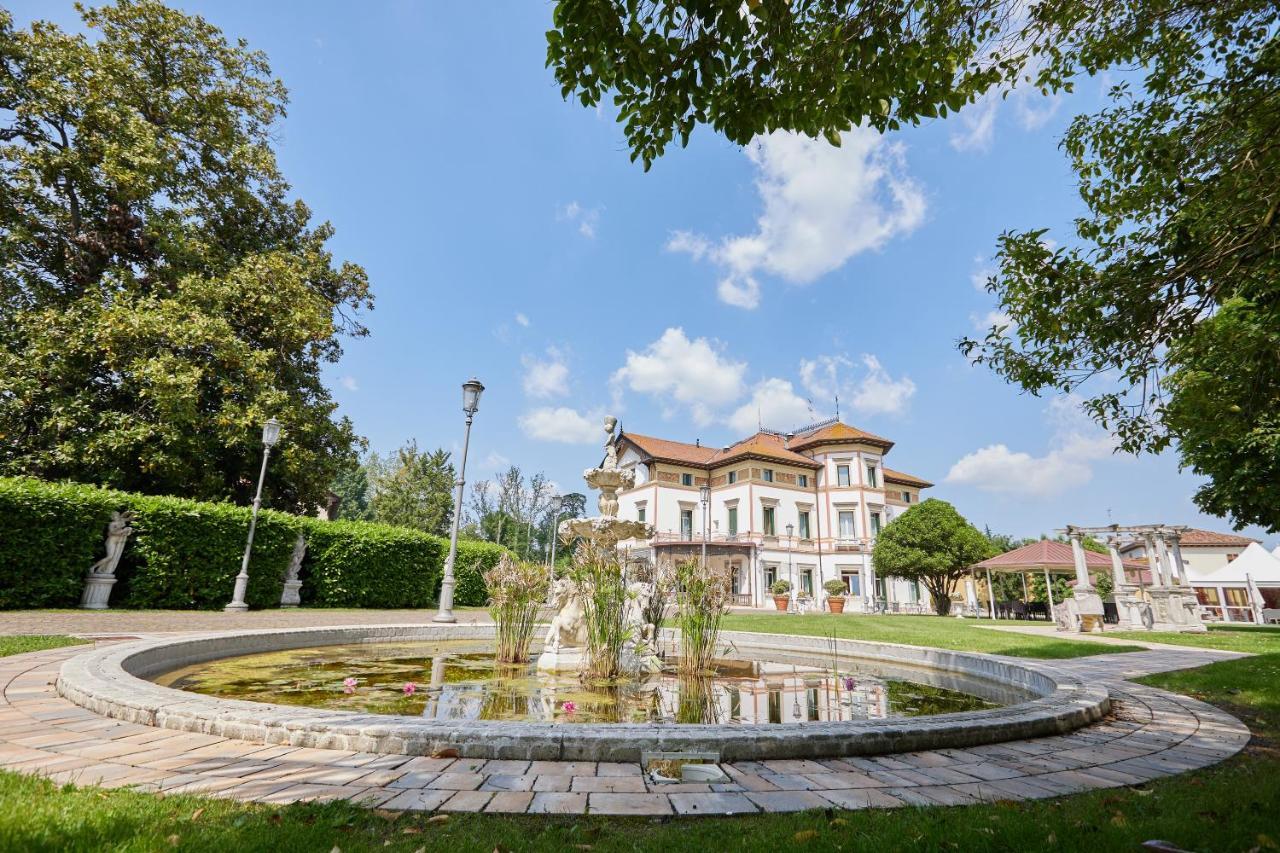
[373,809,400,822]
[432,748,460,759]
[830,818,848,827]
[426,815,449,825]
[401,827,421,835]
[190,807,204,822]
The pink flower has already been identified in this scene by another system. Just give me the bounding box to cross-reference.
[342,677,357,694]
[561,701,576,715]
[403,682,417,696]
[842,676,856,692]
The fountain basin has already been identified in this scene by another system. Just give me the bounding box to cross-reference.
[56,625,1109,761]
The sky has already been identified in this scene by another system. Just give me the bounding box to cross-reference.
[11,1,1274,546]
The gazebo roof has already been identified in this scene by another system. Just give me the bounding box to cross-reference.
[972,539,1145,572]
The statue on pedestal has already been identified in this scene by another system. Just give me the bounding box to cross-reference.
[80,511,135,609]
[280,534,306,607]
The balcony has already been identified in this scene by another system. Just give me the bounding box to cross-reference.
[646,531,872,552]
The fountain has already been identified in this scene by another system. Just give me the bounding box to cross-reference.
[537,416,653,674]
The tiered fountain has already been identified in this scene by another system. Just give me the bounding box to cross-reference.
[536,416,653,674]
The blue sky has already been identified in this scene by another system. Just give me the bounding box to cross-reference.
[14,1,1273,546]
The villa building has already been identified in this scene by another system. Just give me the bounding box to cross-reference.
[612,418,933,611]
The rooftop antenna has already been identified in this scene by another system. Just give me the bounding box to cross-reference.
[834,393,840,420]
[757,407,762,431]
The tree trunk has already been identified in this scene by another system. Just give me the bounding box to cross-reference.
[932,592,952,616]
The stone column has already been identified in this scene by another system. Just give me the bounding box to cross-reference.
[1067,528,1104,632]
[864,559,876,613]
[1144,533,1166,587]
[1068,531,1092,589]
[1153,533,1176,587]
[1166,532,1190,586]
[964,576,978,616]
[1107,538,1128,591]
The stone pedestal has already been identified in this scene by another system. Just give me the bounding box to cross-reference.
[1146,587,1207,633]
[1055,589,1105,632]
[536,647,585,674]
[1113,587,1154,630]
[79,575,116,610]
[280,579,302,608]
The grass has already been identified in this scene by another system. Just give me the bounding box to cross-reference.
[719,612,1148,659]
[2,630,1277,851]
[0,634,87,657]
[1109,623,1280,654]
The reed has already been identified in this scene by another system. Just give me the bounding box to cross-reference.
[569,540,632,681]
[675,558,731,677]
[484,554,548,664]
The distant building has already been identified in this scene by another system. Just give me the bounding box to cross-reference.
[612,418,933,611]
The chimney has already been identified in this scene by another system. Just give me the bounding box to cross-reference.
[695,438,700,448]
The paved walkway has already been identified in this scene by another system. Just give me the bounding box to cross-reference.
[0,643,1251,816]
[0,608,493,636]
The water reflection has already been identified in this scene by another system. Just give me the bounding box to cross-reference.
[155,640,1002,725]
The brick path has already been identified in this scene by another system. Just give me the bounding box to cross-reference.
[0,608,492,636]
[0,642,1250,816]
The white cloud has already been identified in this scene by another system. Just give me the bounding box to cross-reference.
[515,313,530,328]
[727,378,815,435]
[559,201,601,239]
[970,310,1014,333]
[970,255,995,291]
[945,397,1117,497]
[521,346,569,399]
[518,407,604,444]
[338,375,359,392]
[668,128,926,308]
[799,353,916,417]
[484,450,511,471]
[611,328,746,426]
[949,94,1000,153]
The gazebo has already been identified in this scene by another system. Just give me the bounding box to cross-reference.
[970,540,1147,622]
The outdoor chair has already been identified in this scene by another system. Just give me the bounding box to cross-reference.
[1012,600,1027,620]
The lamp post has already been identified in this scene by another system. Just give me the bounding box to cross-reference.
[225,418,282,612]
[546,495,562,581]
[434,378,484,624]
[786,522,795,613]
[699,484,710,569]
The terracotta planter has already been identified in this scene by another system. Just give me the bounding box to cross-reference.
[828,597,846,614]
[773,595,790,611]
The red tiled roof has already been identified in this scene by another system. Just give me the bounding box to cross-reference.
[972,540,1145,571]
[619,432,718,466]
[707,431,821,468]
[1177,529,1259,547]
[883,467,933,489]
[620,431,821,469]
[789,421,894,451]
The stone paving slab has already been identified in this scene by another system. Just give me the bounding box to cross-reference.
[0,643,1252,818]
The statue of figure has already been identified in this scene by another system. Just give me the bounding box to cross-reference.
[284,534,306,582]
[602,415,619,471]
[543,578,588,654]
[623,580,657,651]
[89,511,134,575]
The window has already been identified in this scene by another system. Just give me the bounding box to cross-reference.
[763,469,774,482]
[762,506,776,535]
[801,569,814,596]
[727,506,738,536]
[727,470,737,484]
[797,511,810,539]
[798,474,808,487]
[908,580,920,603]
[902,491,911,503]
[680,509,693,539]
[865,464,878,487]
[681,473,693,486]
[870,512,882,536]
[637,506,646,523]
[836,465,851,487]
[764,565,777,589]
[842,572,861,596]
[838,511,856,539]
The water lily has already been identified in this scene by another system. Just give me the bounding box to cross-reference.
[561,700,576,715]
[342,677,357,694]
[403,682,417,696]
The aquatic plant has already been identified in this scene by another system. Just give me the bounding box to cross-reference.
[561,700,576,715]
[674,558,731,677]
[403,682,416,696]
[342,677,357,694]
[568,539,632,681]
[484,554,549,663]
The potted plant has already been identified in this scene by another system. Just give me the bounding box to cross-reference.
[770,579,792,611]
[824,579,849,613]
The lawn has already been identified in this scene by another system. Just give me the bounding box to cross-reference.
[719,612,1148,659]
[2,633,1276,852]
[1110,623,1280,654]
[0,634,87,657]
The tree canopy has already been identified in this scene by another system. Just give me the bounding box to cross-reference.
[0,1,370,512]
[873,499,994,615]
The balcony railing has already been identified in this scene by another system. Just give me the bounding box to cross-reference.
[646,531,872,550]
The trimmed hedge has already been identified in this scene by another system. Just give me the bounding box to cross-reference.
[0,476,506,610]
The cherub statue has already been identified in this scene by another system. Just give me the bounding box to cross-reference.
[89,511,135,576]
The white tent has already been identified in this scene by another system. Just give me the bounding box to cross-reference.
[1272,544,1280,561]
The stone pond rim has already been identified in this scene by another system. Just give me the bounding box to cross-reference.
[55,624,1110,762]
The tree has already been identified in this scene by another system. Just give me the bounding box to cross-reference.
[367,443,454,536]
[872,499,994,616]
[0,2,371,512]
[958,3,1280,532]
[329,454,373,521]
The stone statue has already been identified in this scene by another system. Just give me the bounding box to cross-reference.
[280,534,306,607]
[80,511,135,609]
[542,578,588,655]
[602,415,620,470]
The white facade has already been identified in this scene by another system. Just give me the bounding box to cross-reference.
[613,421,933,612]
[1120,533,1280,622]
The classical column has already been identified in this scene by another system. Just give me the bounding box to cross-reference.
[964,576,979,615]
[1166,531,1190,586]
[1144,532,1166,586]
[1153,533,1175,587]
[864,559,876,612]
[1068,530,1092,589]
[1107,537,1128,591]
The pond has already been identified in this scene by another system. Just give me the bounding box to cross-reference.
[154,639,1016,725]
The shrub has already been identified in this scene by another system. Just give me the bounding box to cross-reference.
[824,578,848,597]
[770,579,792,596]
[0,476,507,610]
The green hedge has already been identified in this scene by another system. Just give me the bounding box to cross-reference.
[0,476,506,610]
